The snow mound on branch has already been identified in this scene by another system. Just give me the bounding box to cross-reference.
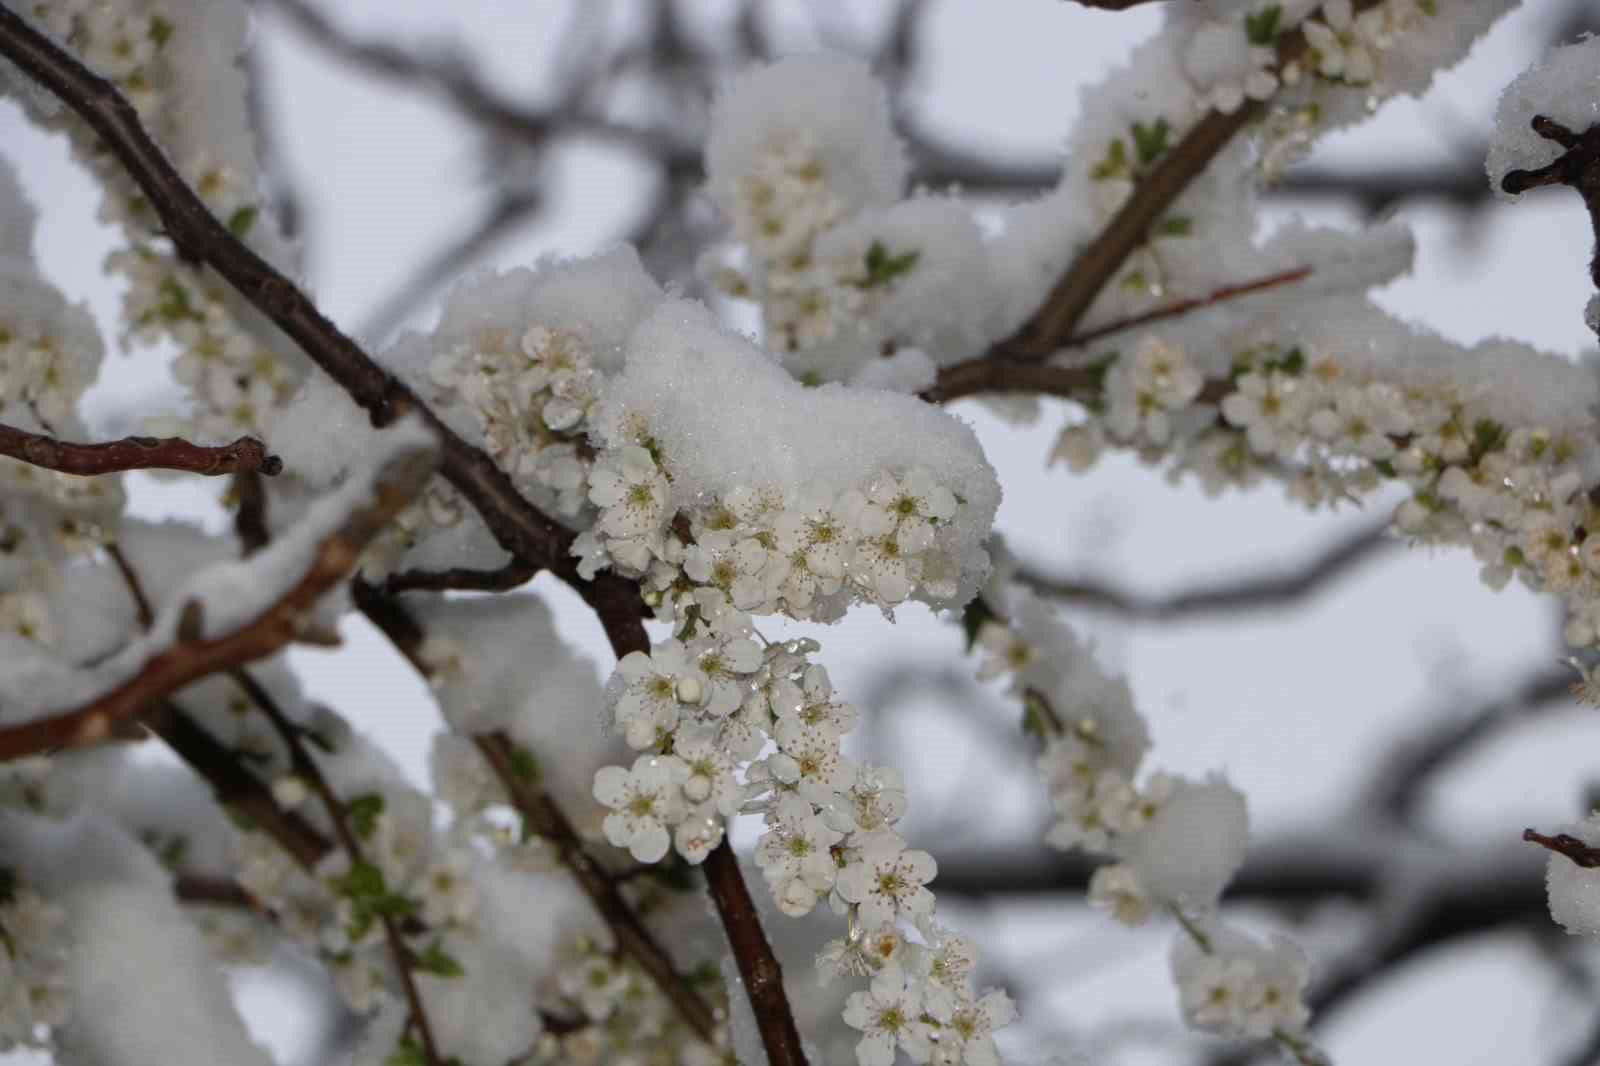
[1122,774,1249,909]
[705,55,907,221]
[1488,35,1600,200]
[1546,812,1600,937]
[598,299,1002,610]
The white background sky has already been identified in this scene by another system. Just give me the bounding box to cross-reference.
[5,1,1600,1063]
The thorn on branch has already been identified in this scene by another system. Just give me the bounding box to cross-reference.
[1524,828,1600,868]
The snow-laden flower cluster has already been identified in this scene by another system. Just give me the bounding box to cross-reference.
[0,159,124,647]
[583,299,1000,620]
[702,57,1005,388]
[8,0,305,443]
[976,587,1317,1055]
[0,872,71,1050]
[1054,295,1600,646]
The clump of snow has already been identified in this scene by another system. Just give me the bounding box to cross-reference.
[3,812,275,1066]
[705,55,907,223]
[809,195,997,368]
[1122,774,1249,909]
[0,155,35,261]
[596,298,1001,609]
[1546,812,1600,936]
[1488,35,1600,200]
[409,591,624,813]
[267,372,387,489]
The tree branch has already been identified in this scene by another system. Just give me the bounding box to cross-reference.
[0,441,434,761]
[0,422,281,477]
[234,666,445,1066]
[352,585,719,1042]
[1502,116,1600,289]
[381,559,537,596]
[1016,519,1392,620]
[923,266,1314,404]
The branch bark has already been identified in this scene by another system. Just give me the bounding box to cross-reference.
[0,422,281,477]
[0,441,434,760]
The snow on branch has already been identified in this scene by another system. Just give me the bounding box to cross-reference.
[0,422,281,477]
[0,424,437,760]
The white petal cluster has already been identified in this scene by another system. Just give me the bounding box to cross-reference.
[1171,923,1314,1045]
[596,604,1012,1063]
[12,0,303,443]
[0,877,71,1050]
[588,298,999,617]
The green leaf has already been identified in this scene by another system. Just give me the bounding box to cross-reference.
[1090,138,1127,181]
[1373,459,1397,479]
[960,596,997,654]
[347,793,385,840]
[1470,418,1507,463]
[384,1037,428,1066]
[854,240,921,288]
[156,277,195,322]
[415,939,465,978]
[149,14,174,48]
[1131,118,1170,168]
[226,205,258,238]
[1244,5,1282,46]
[1155,215,1193,237]
[507,745,540,783]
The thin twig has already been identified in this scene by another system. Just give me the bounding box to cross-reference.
[1064,265,1312,349]
[1525,828,1600,869]
[0,442,434,760]
[350,582,718,1040]
[382,559,537,596]
[232,471,270,556]
[923,266,1313,404]
[0,422,281,477]
[233,667,446,1066]
[1017,520,1392,620]
[1502,116,1600,289]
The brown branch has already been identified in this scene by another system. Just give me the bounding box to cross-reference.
[961,1,1381,374]
[234,667,445,1066]
[351,584,719,1041]
[174,874,264,910]
[1525,828,1600,869]
[232,471,270,556]
[923,266,1313,404]
[381,559,537,596]
[0,8,576,578]
[702,840,806,1066]
[1017,519,1392,620]
[0,441,435,761]
[475,732,718,1041]
[1502,117,1600,289]
[149,700,332,867]
[1066,265,1312,348]
[0,422,281,477]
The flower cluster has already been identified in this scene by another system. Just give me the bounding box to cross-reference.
[976,588,1318,1057]
[11,0,301,444]
[595,576,1014,1063]
[0,873,70,1050]
[580,444,967,620]
[427,321,600,521]
[1061,315,1600,646]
